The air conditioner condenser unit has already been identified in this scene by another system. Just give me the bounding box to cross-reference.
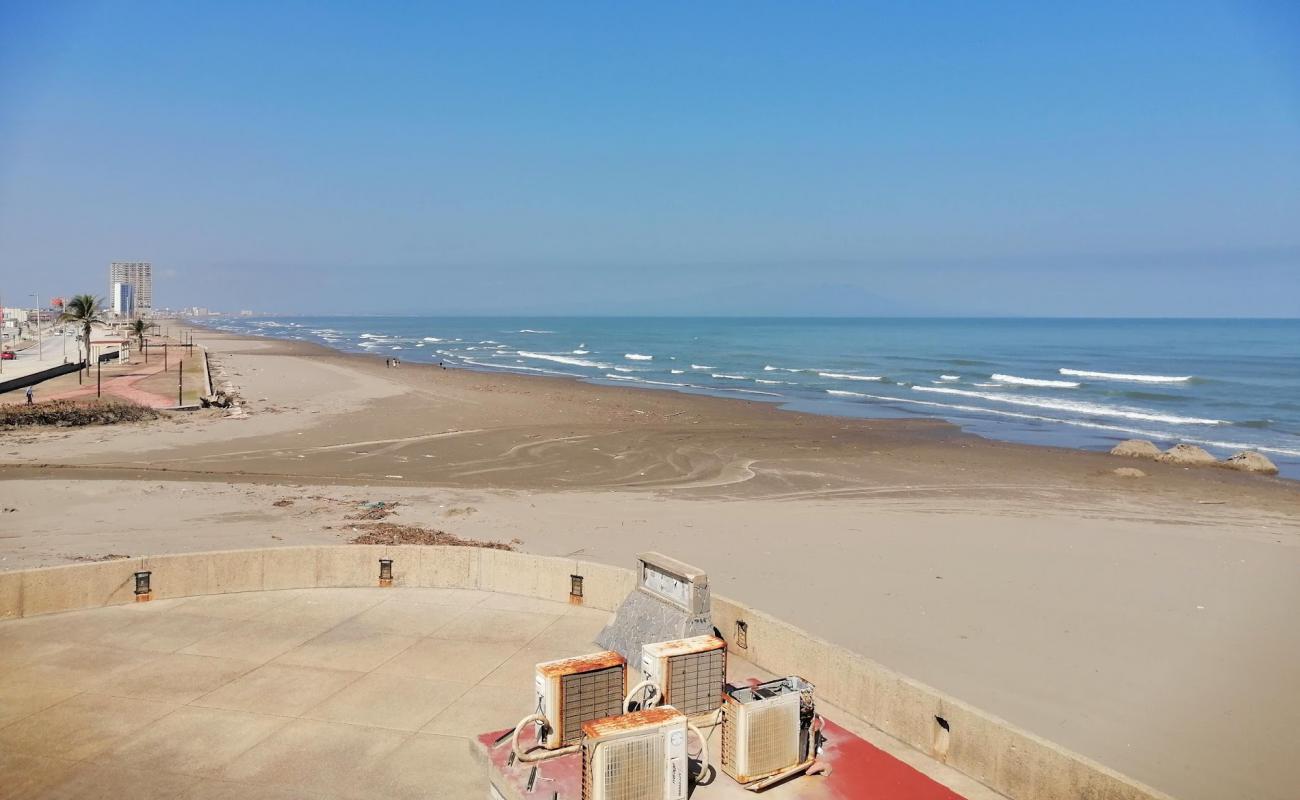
[720,675,819,788]
[535,651,628,749]
[640,635,727,718]
[582,707,690,800]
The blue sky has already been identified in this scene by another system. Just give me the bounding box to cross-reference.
[1,1,1297,315]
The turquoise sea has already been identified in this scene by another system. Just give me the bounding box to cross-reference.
[207,317,1300,478]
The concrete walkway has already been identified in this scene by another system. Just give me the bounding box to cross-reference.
[0,587,995,799]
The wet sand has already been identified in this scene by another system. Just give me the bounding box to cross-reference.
[2,326,1298,800]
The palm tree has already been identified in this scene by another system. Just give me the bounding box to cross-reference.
[129,319,148,353]
[59,294,105,369]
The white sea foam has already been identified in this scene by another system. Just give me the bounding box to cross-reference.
[713,386,782,397]
[670,369,685,374]
[939,374,960,381]
[624,353,653,361]
[390,346,403,350]
[611,366,635,373]
[826,389,867,398]
[756,379,792,385]
[1059,368,1193,383]
[461,358,580,377]
[572,350,590,355]
[605,374,688,387]
[972,382,999,387]
[360,333,384,339]
[517,351,607,369]
[712,373,747,380]
[991,374,1080,388]
[690,364,715,370]
[913,386,1224,425]
[763,365,780,371]
[849,392,1300,458]
[422,337,443,342]
[818,372,883,382]
[518,329,554,334]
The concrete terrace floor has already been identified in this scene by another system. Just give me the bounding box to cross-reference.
[0,587,997,800]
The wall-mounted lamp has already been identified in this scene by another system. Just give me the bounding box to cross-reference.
[134,570,152,602]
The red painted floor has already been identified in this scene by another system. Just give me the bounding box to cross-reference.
[478,713,966,799]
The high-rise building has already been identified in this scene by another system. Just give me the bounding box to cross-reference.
[112,282,135,318]
[109,261,152,315]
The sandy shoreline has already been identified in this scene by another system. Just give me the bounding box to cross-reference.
[3,325,1298,800]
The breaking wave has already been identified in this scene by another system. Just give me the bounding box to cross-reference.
[1059,368,1193,383]
[604,374,688,387]
[913,386,1225,425]
[517,351,607,369]
[818,372,883,382]
[991,374,1080,388]
[624,353,653,361]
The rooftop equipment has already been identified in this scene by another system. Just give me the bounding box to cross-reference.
[720,676,822,791]
[510,651,628,762]
[639,635,727,718]
[597,552,713,666]
[581,707,708,800]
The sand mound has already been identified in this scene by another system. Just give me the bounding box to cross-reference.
[1220,451,1279,475]
[1112,467,1146,478]
[1110,439,1161,459]
[1157,444,1217,466]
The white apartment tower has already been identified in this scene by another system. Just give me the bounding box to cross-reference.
[112,282,135,318]
[109,261,152,316]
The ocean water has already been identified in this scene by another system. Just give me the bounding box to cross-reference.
[206,317,1300,478]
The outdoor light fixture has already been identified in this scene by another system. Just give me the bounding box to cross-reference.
[569,574,584,604]
[134,570,152,602]
[735,619,748,649]
[378,558,394,587]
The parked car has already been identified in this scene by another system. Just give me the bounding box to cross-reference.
[1,351,15,360]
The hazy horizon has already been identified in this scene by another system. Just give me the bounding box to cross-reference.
[2,1,1298,316]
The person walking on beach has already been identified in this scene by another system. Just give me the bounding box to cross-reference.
[25,386,34,404]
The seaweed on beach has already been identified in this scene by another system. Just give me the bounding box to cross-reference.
[0,399,160,429]
[345,501,399,520]
[347,522,515,550]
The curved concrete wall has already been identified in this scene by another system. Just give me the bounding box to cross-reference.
[0,545,1173,800]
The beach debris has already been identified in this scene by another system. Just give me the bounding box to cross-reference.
[1111,467,1147,478]
[348,522,515,550]
[1156,444,1217,466]
[69,553,132,562]
[1218,450,1279,475]
[442,506,478,517]
[272,499,295,507]
[1109,439,1160,460]
[1,399,159,429]
[200,389,239,409]
[345,501,399,520]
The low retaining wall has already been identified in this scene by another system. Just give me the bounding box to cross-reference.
[0,546,1172,800]
[0,361,85,394]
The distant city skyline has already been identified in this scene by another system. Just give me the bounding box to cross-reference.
[1,2,1297,316]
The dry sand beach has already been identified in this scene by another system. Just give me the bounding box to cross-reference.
[3,326,1298,800]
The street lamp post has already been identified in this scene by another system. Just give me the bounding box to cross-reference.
[29,294,42,360]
